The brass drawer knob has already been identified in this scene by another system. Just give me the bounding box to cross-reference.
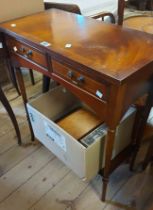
[77,76,85,84]
[20,47,26,53]
[67,70,74,78]
[26,50,33,57]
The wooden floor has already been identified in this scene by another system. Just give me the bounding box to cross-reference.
[0,72,153,210]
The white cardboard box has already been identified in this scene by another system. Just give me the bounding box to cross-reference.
[27,86,136,181]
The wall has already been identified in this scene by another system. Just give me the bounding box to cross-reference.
[0,0,44,84]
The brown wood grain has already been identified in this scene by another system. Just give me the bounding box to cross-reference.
[1,9,153,84]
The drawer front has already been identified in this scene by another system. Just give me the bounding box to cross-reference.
[52,60,108,101]
[6,37,48,68]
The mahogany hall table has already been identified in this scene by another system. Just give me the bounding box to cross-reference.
[1,9,153,201]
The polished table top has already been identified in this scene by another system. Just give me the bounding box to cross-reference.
[1,9,153,85]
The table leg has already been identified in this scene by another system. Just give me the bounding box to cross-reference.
[0,85,21,145]
[102,128,116,201]
[15,67,34,141]
[42,75,50,93]
[6,60,20,95]
[29,69,35,85]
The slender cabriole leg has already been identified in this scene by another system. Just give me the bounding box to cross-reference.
[0,85,21,145]
[15,67,34,141]
[102,128,116,201]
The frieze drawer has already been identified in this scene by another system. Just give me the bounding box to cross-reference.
[52,60,108,101]
[6,36,48,68]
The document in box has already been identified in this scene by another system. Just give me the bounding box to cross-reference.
[44,121,66,152]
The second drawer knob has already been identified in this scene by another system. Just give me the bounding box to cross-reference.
[77,76,85,84]
[26,50,33,57]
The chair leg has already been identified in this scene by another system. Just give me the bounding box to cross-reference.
[0,85,21,145]
[11,67,21,95]
[42,75,50,93]
[29,69,35,85]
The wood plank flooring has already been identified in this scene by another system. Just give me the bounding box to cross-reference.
[0,72,153,210]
